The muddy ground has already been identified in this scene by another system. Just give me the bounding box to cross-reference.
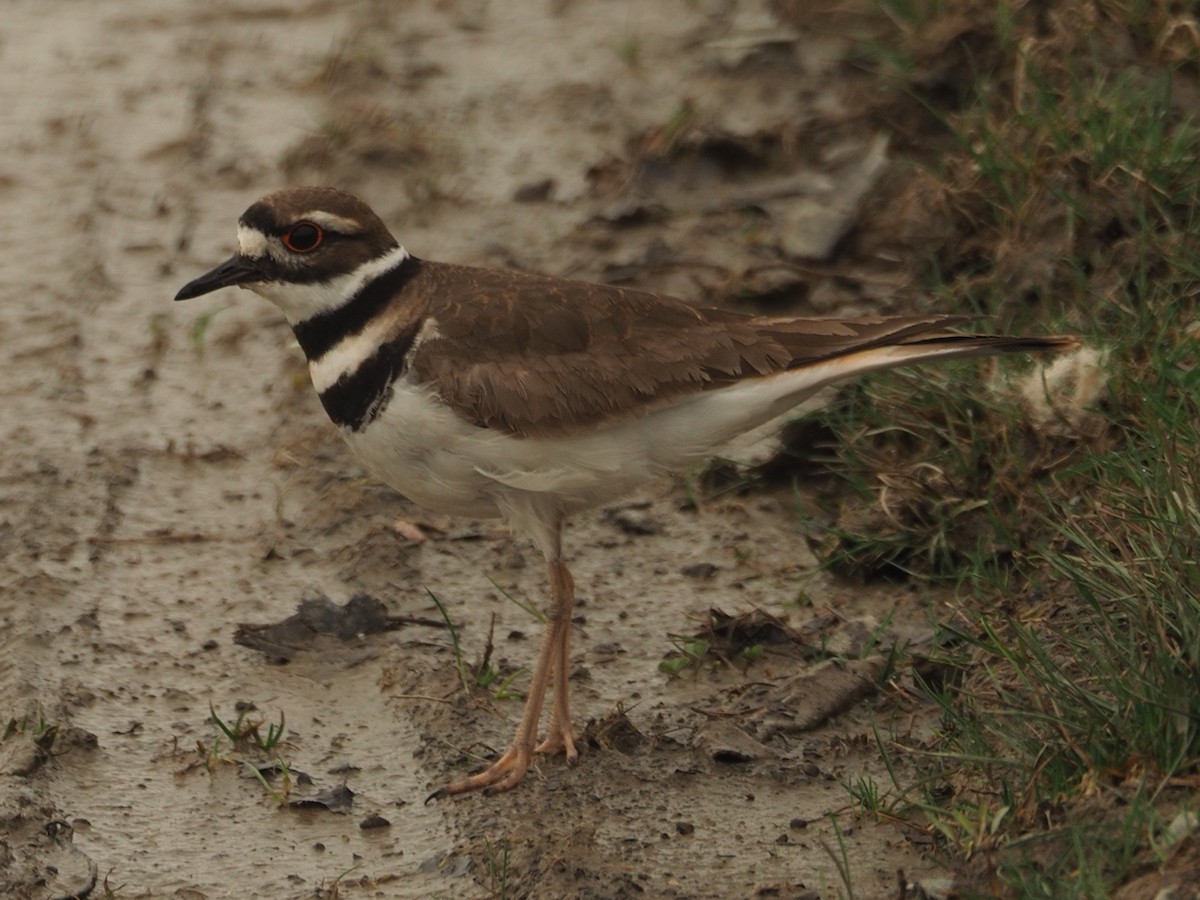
[2,2,968,897]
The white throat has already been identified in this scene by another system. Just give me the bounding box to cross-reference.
[242,240,411,327]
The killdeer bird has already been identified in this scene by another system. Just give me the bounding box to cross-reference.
[175,187,1077,797]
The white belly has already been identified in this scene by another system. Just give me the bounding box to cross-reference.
[336,363,846,526]
[339,378,661,521]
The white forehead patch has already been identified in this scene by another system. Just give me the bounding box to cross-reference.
[237,224,270,258]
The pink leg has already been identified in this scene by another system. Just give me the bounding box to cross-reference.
[535,562,578,760]
[429,557,577,798]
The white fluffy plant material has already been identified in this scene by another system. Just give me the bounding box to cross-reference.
[991,344,1108,432]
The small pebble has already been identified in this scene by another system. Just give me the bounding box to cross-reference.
[680,562,718,579]
[675,821,694,835]
[610,508,662,535]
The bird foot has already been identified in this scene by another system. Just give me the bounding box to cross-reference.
[534,721,578,763]
[426,743,532,802]
[426,724,579,803]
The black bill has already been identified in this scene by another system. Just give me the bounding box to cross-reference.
[174,255,264,301]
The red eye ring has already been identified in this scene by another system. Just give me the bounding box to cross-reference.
[282,221,324,253]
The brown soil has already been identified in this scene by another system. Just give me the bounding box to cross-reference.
[1,3,961,897]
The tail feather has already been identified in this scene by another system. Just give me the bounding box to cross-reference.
[640,329,1081,464]
[879,331,1081,360]
[757,313,1079,372]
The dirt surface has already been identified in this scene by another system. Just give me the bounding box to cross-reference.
[2,3,960,897]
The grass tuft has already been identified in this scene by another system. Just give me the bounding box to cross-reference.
[428,587,532,700]
[802,1,1200,894]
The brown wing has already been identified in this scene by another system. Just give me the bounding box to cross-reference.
[406,262,1067,437]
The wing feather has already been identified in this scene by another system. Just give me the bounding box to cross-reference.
[404,262,1069,437]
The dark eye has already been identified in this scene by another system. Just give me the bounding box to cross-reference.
[282,221,323,253]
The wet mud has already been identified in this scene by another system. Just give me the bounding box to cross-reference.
[2,3,957,896]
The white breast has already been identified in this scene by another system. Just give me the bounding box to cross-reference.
[339,379,504,518]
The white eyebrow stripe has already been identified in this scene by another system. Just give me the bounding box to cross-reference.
[299,210,363,233]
